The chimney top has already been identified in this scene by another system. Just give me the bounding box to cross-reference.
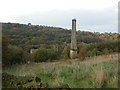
[72,19,76,21]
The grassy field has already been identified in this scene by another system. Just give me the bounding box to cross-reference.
[3,53,119,88]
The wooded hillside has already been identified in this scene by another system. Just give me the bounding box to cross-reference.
[3,22,119,48]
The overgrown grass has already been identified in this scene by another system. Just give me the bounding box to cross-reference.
[3,53,119,88]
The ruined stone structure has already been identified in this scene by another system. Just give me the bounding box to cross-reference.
[70,19,77,59]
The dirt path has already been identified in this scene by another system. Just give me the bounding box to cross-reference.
[25,53,119,67]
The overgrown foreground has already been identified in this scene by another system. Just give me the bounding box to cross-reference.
[3,53,119,88]
[2,73,48,88]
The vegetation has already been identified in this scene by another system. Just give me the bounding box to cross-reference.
[3,23,119,49]
[2,23,105,46]
[2,22,120,88]
[2,35,31,65]
[3,53,118,88]
[7,45,23,64]
[2,33,120,65]
[2,73,48,88]
[32,48,59,62]
[61,45,70,59]
[86,40,120,56]
[78,48,86,61]
[31,39,120,63]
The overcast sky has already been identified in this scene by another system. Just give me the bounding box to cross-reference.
[0,0,119,33]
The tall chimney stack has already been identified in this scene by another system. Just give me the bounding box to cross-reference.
[70,19,77,59]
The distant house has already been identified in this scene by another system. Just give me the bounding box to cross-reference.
[30,48,38,53]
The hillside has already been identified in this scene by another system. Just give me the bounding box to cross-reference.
[3,53,119,88]
[2,23,119,48]
[2,22,120,66]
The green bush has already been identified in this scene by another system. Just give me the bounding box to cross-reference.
[32,48,48,62]
[47,49,59,61]
[86,43,97,51]
[90,48,98,57]
[7,45,23,65]
[61,45,70,59]
[32,48,59,62]
[102,48,109,55]
[97,40,119,52]
[85,40,120,57]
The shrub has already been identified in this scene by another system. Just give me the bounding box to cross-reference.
[86,51,92,57]
[86,43,97,51]
[97,40,120,52]
[22,51,32,64]
[102,48,109,55]
[78,48,86,61]
[47,49,59,61]
[91,48,98,56]
[97,51,103,55]
[87,48,98,57]
[61,45,70,59]
[7,45,23,65]
[85,40,120,57]
[32,48,59,62]
[32,48,48,62]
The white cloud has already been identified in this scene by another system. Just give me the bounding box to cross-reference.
[0,0,119,32]
[0,0,118,20]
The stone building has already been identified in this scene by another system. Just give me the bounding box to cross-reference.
[30,48,38,53]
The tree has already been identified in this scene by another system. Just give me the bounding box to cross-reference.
[2,36,24,65]
[7,45,23,65]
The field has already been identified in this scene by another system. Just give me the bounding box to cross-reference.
[3,53,119,88]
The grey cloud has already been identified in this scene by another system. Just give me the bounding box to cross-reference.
[13,7,117,33]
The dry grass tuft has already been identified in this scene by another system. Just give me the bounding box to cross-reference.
[92,66,106,87]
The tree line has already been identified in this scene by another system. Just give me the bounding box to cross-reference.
[3,22,118,46]
[2,22,120,66]
[3,34,120,66]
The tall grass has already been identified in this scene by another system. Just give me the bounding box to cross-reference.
[3,53,118,88]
